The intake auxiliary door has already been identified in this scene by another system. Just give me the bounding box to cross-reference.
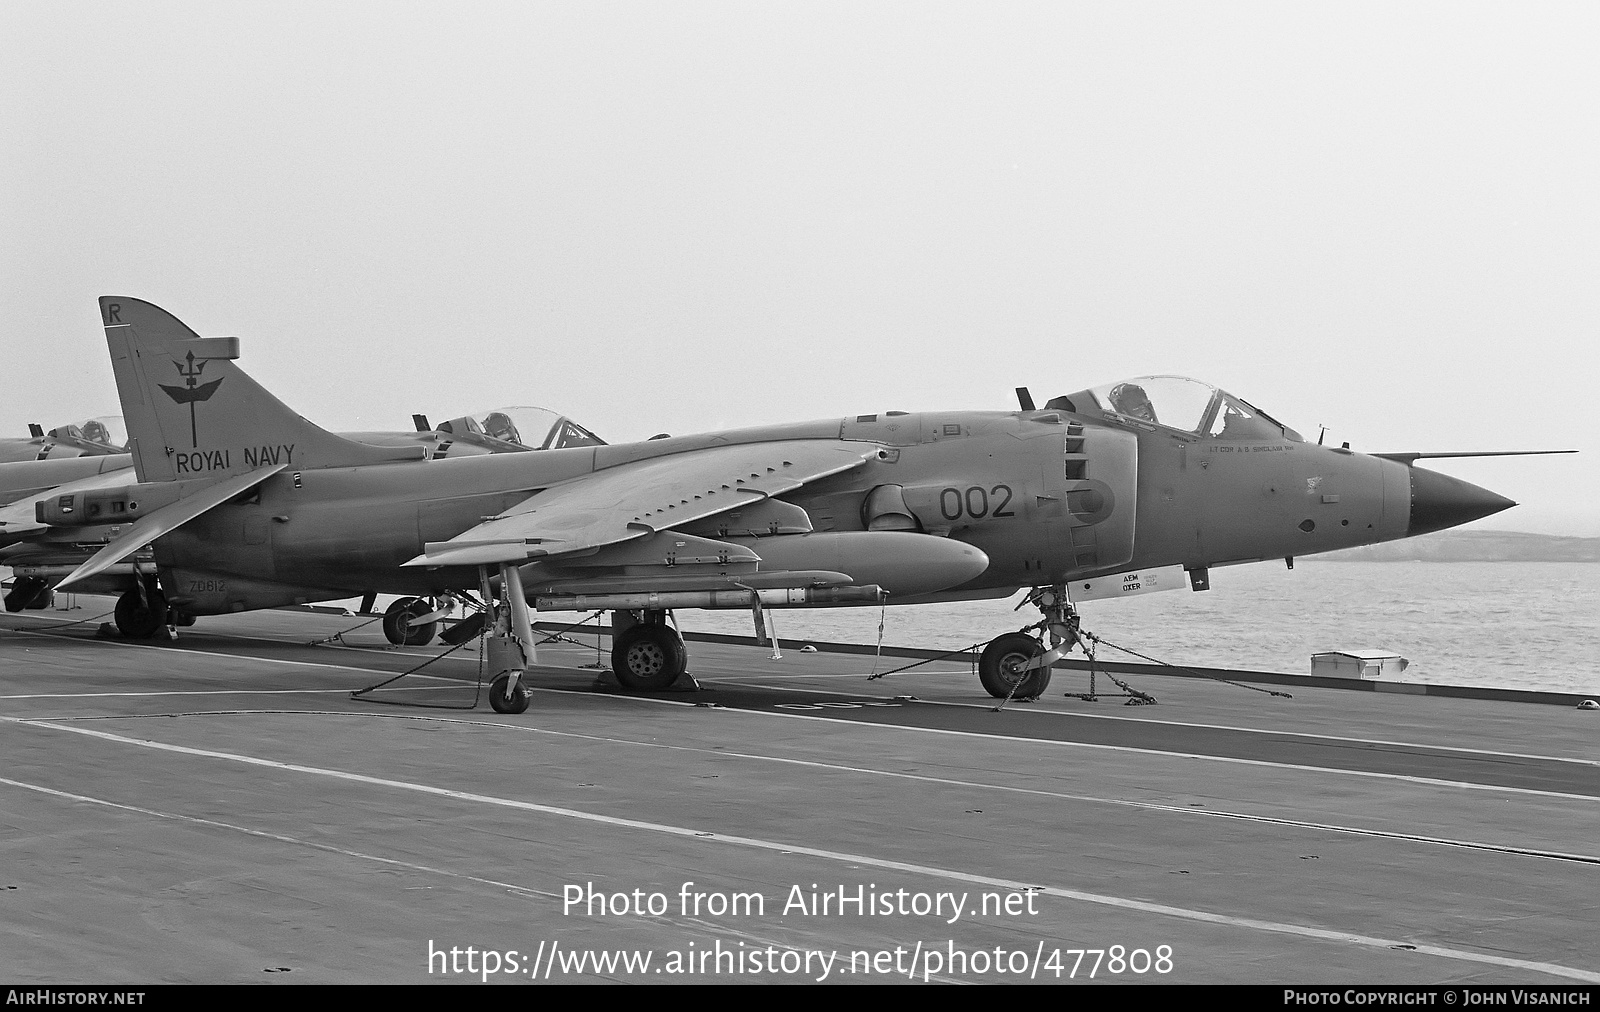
[1050,421,1137,577]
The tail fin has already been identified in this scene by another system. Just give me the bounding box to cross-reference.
[101,297,426,483]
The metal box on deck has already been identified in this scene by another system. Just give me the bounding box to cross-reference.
[1311,650,1410,680]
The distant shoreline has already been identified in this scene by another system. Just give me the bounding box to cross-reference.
[1321,530,1600,563]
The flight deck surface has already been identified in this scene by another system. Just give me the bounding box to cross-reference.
[2,601,1596,985]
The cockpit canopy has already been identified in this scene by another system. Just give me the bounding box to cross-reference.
[1058,376,1303,442]
[47,416,127,450]
[445,406,606,450]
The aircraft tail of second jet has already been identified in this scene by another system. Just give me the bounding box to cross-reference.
[100,296,427,483]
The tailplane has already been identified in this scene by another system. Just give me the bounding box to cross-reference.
[101,297,426,482]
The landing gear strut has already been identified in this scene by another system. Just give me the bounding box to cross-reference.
[485,564,534,714]
[977,585,1079,700]
[610,609,688,691]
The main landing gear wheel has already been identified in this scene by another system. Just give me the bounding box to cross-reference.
[114,586,168,640]
[488,674,530,714]
[383,597,438,646]
[611,622,688,691]
[979,632,1052,699]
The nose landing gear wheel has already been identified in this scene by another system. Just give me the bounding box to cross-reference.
[383,597,438,646]
[979,632,1052,699]
[489,674,530,714]
[611,623,688,691]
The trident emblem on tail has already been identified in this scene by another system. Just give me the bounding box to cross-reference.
[158,351,225,448]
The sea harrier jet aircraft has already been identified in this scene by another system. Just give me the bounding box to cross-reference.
[36,297,1548,713]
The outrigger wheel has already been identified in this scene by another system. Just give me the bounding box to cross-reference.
[488,673,530,714]
[382,597,438,646]
[114,583,168,640]
[4,577,52,612]
[611,621,688,691]
[978,632,1053,699]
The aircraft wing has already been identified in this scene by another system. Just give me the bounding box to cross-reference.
[405,440,874,568]
[54,465,287,591]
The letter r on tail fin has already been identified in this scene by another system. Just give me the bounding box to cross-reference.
[101,296,426,483]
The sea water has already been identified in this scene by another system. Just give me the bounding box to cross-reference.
[674,561,1600,695]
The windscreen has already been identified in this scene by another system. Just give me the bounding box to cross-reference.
[1085,377,1302,441]
[464,407,605,449]
[1088,376,1217,433]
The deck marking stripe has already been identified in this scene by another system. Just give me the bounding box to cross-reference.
[898,695,1600,767]
[530,687,1600,803]
[7,624,1593,793]
[50,707,1595,865]
[0,686,451,700]
[8,669,1589,802]
[2,647,1589,800]
[0,624,467,680]
[699,675,1600,768]
[0,774,546,898]
[11,619,1591,769]
[1,623,579,684]
[91,708,1588,865]
[17,707,1594,867]
[0,772,882,974]
[7,715,1597,982]
[674,670,974,680]
[473,718,1600,865]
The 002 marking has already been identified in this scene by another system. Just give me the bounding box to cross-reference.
[939,484,1015,521]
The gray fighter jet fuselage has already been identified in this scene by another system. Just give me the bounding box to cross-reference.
[39,298,1523,706]
[138,405,1480,608]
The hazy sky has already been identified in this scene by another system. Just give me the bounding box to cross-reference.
[4,2,1596,534]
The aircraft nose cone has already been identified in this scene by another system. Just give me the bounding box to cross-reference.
[1408,466,1517,537]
